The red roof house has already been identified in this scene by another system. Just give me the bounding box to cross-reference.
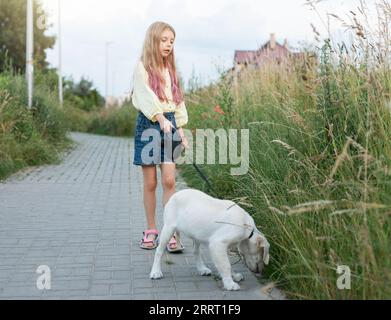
[233,33,305,70]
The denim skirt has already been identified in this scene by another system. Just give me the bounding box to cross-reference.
[133,111,183,166]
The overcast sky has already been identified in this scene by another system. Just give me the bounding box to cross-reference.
[40,0,377,97]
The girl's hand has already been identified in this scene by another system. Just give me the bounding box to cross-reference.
[156,114,174,133]
[177,128,189,149]
[181,135,190,149]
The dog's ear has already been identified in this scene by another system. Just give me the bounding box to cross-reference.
[256,234,270,265]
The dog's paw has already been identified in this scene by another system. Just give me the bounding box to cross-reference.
[232,273,244,282]
[198,267,212,276]
[150,270,163,279]
[224,281,241,291]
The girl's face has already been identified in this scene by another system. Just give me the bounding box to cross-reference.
[160,29,175,59]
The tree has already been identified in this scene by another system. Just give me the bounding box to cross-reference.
[0,0,55,73]
[64,76,105,111]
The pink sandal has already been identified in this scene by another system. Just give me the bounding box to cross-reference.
[166,235,184,253]
[140,229,159,250]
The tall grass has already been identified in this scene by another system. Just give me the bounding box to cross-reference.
[179,0,391,299]
[0,70,72,181]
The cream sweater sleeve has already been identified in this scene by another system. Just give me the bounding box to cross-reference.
[175,100,189,128]
[131,61,164,122]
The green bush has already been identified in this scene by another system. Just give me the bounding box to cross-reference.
[64,101,138,137]
[0,71,73,181]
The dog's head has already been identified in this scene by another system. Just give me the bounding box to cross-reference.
[238,230,270,274]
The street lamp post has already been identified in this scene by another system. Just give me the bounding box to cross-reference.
[105,41,113,108]
[26,0,34,109]
[58,0,63,107]
[112,70,117,97]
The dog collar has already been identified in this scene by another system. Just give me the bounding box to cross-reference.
[225,204,255,239]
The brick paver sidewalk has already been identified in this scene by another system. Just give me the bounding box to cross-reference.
[0,132,283,300]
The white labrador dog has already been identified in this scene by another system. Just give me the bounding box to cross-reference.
[149,188,270,291]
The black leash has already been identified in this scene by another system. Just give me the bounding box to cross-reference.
[191,162,219,197]
[170,124,220,198]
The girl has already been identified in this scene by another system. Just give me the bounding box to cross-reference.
[131,21,190,252]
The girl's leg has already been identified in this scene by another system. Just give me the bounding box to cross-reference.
[160,163,176,207]
[160,163,181,250]
[141,165,158,247]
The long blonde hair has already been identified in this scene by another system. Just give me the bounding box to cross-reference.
[140,21,184,106]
